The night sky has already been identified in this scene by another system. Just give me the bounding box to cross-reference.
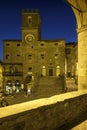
[0,0,77,61]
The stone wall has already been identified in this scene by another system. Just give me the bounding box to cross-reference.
[0,91,87,130]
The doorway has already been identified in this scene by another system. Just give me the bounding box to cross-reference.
[49,69,53,76]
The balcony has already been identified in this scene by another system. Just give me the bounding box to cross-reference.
[3,72,23,76]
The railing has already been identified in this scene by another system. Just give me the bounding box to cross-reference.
[0,91,87,130]
[3,72,23,76]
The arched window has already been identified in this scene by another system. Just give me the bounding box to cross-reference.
[28,16,32,23]
[56,66,60,76]
[41,66,46,76]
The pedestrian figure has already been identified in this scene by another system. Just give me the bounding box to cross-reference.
[21,83,24,92]
[62,74,67,92]
[26,83,32,96]
[27,89,31,96]
[12,83,16,92]
[6,85,9,94]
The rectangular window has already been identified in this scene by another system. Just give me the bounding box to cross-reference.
[40,43,44,46]
[17,43,20,46]
[41,54,44,59]
[28,54,32,60]
[55,54,58,56]
[55,53,58,59]
[66,48,71,54]
[28,67,32,71]
[6,43,10,46]
[17,54,20,57]
[54,43,58,46]
[14,67,18,72]
[6,54,10,59]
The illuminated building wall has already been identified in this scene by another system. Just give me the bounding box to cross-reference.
[2,9,77,87]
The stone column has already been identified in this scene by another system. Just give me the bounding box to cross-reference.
[78,27,87,89]
[66,0,87,90]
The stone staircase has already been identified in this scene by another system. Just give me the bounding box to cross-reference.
[34,76,64,98]
[6,76,66,105]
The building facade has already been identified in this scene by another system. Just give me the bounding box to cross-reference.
[0,61,3,91]
[2,9,66,89]
[65,42,78,78]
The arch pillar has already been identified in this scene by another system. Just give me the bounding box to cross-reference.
[77,27,87,89]
[66,0,87,90]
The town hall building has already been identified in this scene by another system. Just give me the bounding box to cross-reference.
[2,9,77,90]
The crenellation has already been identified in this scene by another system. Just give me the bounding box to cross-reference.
[22,9,39,13]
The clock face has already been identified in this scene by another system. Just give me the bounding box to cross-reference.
[25,34,34,43]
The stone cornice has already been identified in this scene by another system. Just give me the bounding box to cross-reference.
[77,25,87,34]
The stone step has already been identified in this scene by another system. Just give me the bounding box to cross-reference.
[38,77,61,86]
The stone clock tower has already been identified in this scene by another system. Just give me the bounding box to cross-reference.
[21,9,41,82]
[22,9,41,43]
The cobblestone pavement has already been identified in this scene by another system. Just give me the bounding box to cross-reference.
[5,78,78,105]
[66,78,78,92]
[6,90,62,106]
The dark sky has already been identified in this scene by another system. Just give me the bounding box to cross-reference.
[0,0,77,61]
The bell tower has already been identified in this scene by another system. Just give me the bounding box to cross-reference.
[21,9,41,43]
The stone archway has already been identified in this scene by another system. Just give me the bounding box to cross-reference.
[66,0,87,90]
